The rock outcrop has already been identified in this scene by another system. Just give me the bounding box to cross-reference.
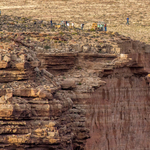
[1,21,150,150]
[0,45,89,149]
[85,53,150,150]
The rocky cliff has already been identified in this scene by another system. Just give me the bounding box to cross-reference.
[0,21,150,150]
[85,53,150,150]
[0,34,90,149]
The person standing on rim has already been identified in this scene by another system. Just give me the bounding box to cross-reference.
[67,22,69,28]
[104,23,107,31]
[72,22,74,28]
[50,18,52,26]
[126,17,129,25]
[81,23,84,30]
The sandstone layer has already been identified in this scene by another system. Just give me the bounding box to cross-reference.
[0,18,150,150]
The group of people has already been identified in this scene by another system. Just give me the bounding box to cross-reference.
[50,19,85,30]
[44,17,129,29]
[60,21,74,28]
[0,9,129,30]
[97,23,107,31]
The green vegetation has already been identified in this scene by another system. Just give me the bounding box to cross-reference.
[90,29,95,32]
[59,31,64,35]
[76,66,82,70]
[72,32,78,35]
[44,45,50,49]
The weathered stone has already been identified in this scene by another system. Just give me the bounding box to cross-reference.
[26,54,34,61]
[2,23,150,150]
[13,88,53,99]
[42,69,53,78]
[0,61,8,68]
[83,45,91,53]
[11,54,18,61]
[61,79,76,89]
[15,62,30,70]
[30,60,41,67]
[0,71,27,82]
[3,55,11,62]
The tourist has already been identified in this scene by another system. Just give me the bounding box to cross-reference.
[67,22,69,27]
[100,24,103,31]
[81,24,84,30]
[72,22,74,28]
[62,20,65,27]
[126,17,129,25]
[50,18,52,26]
[104,23,107,31]
[97,23,100,29]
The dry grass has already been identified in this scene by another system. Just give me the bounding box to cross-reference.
[0,0,150,43]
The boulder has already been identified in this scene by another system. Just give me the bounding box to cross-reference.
[61,79,76,90]
[83,45,91,53]
[11,54,18,61]
[19,54,26,62]
[42,69,53,79]
[0,61,8,68]
[3,55,11,62]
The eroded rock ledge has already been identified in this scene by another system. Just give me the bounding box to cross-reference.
[0,29,150,150]
[0,51,90,149]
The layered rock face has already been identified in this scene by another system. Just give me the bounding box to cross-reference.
[36,43,150,149]
[1,26,150,150]
[0,52,89,150]
[84,53,150,150]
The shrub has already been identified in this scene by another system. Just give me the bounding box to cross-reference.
[72,32,78,35]
[90,28,95,31]
[76,66,82,70]
[59,31,64,35]
[44,45,50,49]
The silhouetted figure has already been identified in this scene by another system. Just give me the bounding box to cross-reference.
[50,18,52,26]
[126,17,129,25]
[72,22,74,28]
[81,24,84,30]
[104,24,107,31]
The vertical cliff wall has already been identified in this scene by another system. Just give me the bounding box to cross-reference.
[85,53,150,150]
[36,51,150,150]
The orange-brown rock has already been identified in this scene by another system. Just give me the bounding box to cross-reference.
[1,29,150,150]
[37,53,77,70]
[0,61,8,68]
[0,70,28,82]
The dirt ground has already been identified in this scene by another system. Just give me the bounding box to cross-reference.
[0,0,150,43]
